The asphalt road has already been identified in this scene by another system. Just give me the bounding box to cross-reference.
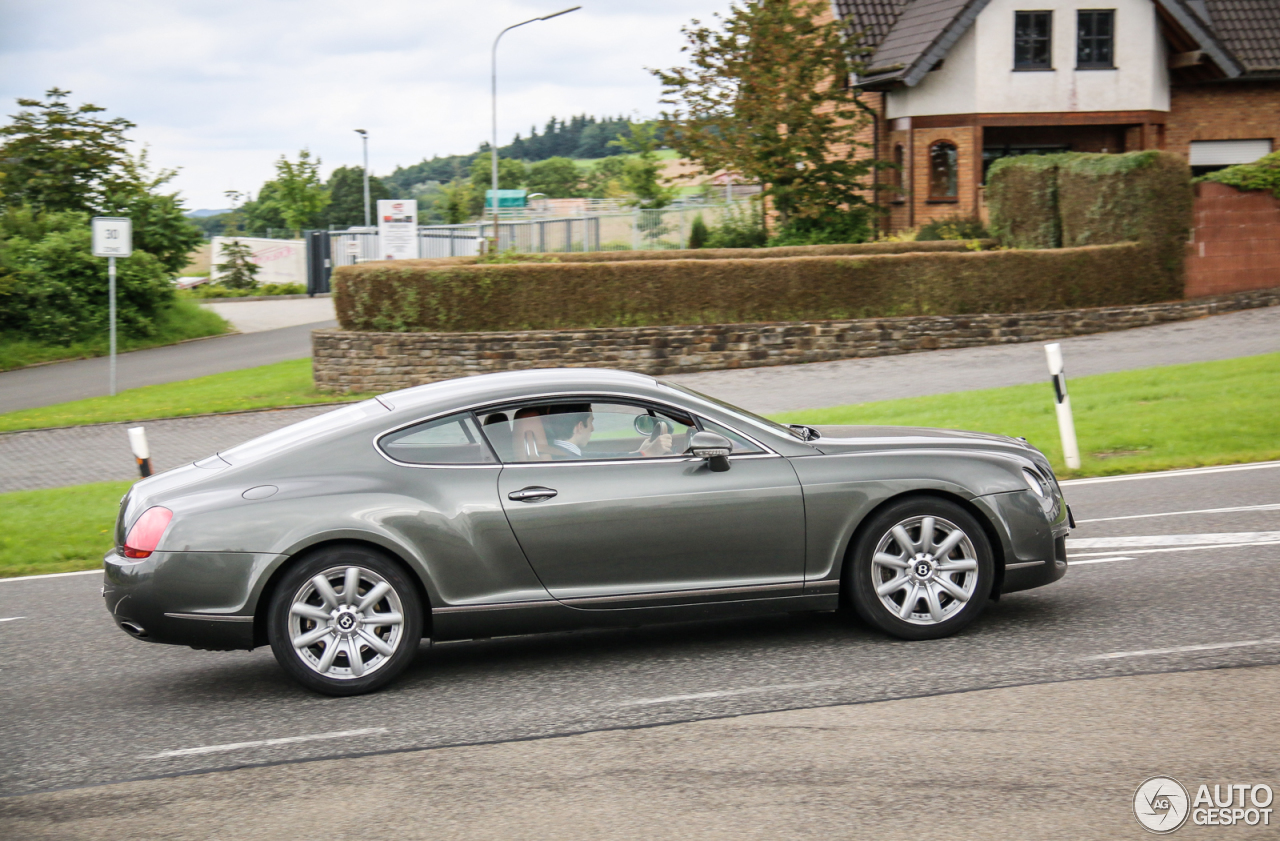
[0,320,333,414]
[2,461,1277,807]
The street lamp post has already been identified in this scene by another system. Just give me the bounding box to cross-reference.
[355,129,371,228]
[491,6,580,253]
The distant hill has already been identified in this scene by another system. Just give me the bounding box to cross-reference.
[185,208,232,218]
[383,114,638,193]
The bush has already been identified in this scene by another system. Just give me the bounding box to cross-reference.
[915,216,989,242]
[1200,150,1280,198]
[687,214,710,249]
[1056,151,1191,296]
[334,241,1157,333]
[0,209,173,344]
[457,240,995,264]
[767,209,872,247]
[706,201,768,249]
[191,282,306,298]
[986,155,1065,249]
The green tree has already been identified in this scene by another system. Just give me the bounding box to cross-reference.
[435,179,476,225]
[469,152,526,215]
[582,156,628,198]
[238,182,288,234]
[687,213,710,249]
[269,149,329,234]
[653,0,877,238]
[99,149,203,275]
[611,123,678,209]
[525,157,583,197]
[0,88,135,213]
[324,166,391,228]
[213,239,260,290]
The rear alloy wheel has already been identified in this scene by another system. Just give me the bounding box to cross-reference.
[268,546,423,696]
[849,498,993,640]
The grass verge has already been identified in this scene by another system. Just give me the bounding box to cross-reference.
[0,481,133,578]
[777,352,1280,478]
[0,358,372,432]
[0,298,231,372]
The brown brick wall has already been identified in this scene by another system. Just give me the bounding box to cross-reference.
[1186,182,1280,297]
[313,288,1279,393]
[1165,82,1280,161]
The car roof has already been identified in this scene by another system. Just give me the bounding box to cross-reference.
[379,368,664,417]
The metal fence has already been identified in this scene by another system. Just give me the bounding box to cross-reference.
[307,202,755,292]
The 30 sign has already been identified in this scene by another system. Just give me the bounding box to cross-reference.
[92,217,133,258]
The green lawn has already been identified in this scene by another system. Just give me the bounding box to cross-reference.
[0,481,133,578]
[0,298,231,372]
[0,358,372,433]
[778,352,1280,478]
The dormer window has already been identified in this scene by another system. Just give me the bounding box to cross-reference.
[1077,10,1115,69]
[1014,11,1053,70]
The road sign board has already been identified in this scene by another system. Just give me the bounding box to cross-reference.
[92,217,133,258]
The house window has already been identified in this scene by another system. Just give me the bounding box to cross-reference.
[1077,10,1115,68]
[1014,11,1053,69]
[929,142,958,200]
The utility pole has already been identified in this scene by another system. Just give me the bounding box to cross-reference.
[491,6,580,253]
[355,129,370,228]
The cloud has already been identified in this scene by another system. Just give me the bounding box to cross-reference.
[0,0,727,208]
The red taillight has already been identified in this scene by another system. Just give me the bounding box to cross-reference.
[123,507,173,559]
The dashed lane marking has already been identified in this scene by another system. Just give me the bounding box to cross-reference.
[1069,539,1280,559]
[618,680,843,707]
[1062,461,1280,486]
[1075,503,1280,524]
[0,616,25,622]
[1068,532,1280,550]
[143,728,388,759]
[0,569,100,584]
[1084,639,1280,661]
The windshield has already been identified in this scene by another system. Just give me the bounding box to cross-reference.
[658,381,804,441]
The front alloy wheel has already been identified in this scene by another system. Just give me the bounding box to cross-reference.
[268,546,422,695]
[849,498,993,640]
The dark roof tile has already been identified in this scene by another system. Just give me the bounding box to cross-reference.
[1203,0,1280,72]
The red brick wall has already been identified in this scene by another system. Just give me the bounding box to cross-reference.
[1185,181,1280,297]
[1166,82,1280,161]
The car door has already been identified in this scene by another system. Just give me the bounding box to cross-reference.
[482,398,806,606]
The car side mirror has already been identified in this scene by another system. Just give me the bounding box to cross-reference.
[688,431,732,472]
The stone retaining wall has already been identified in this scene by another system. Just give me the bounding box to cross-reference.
[312,287,1280,394]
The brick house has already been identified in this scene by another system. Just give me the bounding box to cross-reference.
[829,0,1280,231]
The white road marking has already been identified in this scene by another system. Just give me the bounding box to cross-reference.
[1068,532,1280,550]
[1062,460,1280,486]
[1084,639,1280,661]
[618,680,842,707]
[143,727,387,759]
[1076,503,1280,524]
[0,569,100,584]
[1067,557,1134,566]
[0,616,26,622]
[1069,539,1280,558]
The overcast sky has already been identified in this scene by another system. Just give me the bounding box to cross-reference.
[0,0,728,210]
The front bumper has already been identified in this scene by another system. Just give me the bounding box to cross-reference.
[973,489,1070,595]
[103,548,286,650]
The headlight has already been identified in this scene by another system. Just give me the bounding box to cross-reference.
[1022,468,1049,499]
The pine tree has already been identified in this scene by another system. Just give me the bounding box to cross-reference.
[215,239,261,290]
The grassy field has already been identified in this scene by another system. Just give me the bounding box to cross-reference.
[0,298,230,372]
[779,352,1280,478]
[3,353,1276,578]
[0,481,133,578]
[0,358,371,433]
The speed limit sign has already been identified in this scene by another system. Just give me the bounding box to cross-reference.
[92,217,132,258]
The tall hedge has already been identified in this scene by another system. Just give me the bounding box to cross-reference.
[987,151,1192,298]
[335,243,1156,333]
[986,155,1064,249]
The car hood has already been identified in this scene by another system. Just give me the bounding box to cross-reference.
[809,425,1034,457]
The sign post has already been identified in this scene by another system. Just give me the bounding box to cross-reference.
[1044,343,1081,469]
[92,217,132,396]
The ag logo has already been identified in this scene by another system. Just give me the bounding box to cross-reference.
[1135,776,1190,833]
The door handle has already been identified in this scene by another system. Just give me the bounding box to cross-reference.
[508,486,558,503]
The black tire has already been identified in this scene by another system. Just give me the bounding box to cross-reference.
[846,497,994,641]
[268,545,423,696]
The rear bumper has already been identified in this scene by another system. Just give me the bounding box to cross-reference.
[102,548,285,650]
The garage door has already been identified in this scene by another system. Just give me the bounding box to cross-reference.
[1189,139,1273,167]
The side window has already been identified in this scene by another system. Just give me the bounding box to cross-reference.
[1014,11,1053,70]
[478,400,695,462]
[698,419,765,455]
[379,412,496,465]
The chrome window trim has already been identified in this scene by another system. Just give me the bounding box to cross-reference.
[373,390,778,469]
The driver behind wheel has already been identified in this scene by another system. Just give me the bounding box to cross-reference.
[543,404,673,459]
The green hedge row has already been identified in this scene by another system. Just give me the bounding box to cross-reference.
[335,242,1158,333]
[987,151,1191,293]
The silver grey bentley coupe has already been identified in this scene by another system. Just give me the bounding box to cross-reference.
[104,368,1070,695]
